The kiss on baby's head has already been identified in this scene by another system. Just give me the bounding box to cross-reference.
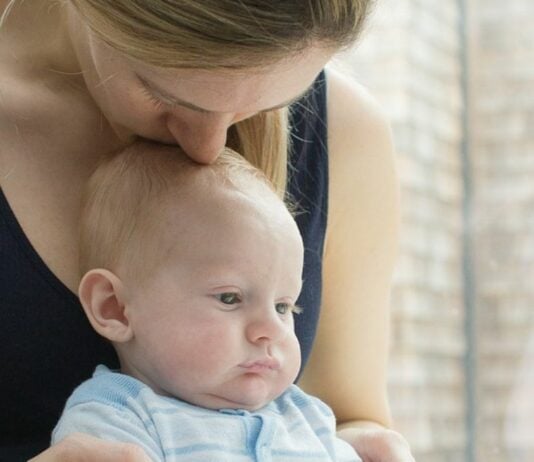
[77,141,304,411]
[79,141,284,284]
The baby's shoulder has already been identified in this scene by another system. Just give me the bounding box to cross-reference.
[63,365,147,412]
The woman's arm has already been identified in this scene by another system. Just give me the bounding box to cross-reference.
[298,68,414,461]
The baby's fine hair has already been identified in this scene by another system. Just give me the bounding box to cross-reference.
[79,141,280,284]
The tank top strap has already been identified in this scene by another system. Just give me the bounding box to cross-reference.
[287,70,328,375]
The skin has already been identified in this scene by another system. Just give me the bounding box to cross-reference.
[80,179,304,412]
[1,0,414,460]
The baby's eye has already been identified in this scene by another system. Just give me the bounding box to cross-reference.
[275,303,289,315]
[275,303,303,315]
[216,292,242,305]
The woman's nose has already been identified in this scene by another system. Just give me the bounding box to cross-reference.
[166,112,239,164]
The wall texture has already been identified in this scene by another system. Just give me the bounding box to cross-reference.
[469,0,534,460]
[340,0,534,461]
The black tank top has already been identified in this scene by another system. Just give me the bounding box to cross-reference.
[0,71,328,460]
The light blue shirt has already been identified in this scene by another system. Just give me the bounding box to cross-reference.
[52,365,361,461]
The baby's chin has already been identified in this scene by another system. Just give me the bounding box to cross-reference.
[190,377,290,411]
[193,391,277,412]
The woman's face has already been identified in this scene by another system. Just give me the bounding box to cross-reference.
[68,15,333,164]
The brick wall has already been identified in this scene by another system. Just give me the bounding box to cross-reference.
[469,0,534,460]
[339,1,467,460]
[339,0,534,460]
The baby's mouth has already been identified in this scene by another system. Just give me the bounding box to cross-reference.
[239,357,281,372]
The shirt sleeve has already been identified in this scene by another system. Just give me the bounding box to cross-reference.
[51,401,165,462]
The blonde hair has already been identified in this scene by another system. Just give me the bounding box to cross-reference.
[69,0,373,193]
[80,141,281,284]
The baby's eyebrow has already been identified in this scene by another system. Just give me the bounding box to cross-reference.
[137,74,310,114]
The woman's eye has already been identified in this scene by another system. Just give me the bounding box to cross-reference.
[216,292,242,305]
[141,86,171,109]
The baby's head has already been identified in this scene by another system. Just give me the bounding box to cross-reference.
[79,141,304,411]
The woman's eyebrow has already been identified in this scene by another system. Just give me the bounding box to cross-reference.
[138,75,310,113]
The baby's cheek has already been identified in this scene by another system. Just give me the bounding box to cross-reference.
[283,334,302,379]
[157,343,214,389]
[188,326,235,368]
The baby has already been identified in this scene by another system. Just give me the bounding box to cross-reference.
[52,141,361,462]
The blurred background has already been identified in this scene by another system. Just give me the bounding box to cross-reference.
[337,0,534,461]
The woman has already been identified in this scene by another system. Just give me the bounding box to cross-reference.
[0,0,414,460]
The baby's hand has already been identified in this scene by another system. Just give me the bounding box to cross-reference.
[29,433,152,462]
[339,427,416,462]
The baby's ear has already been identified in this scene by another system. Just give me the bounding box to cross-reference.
[78,269,133,343]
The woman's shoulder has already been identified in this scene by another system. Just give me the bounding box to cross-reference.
[326,66,395,168]
[325,66,398,218]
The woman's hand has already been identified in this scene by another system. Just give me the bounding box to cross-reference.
[28,433,152,462]
[338,426,416,462]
